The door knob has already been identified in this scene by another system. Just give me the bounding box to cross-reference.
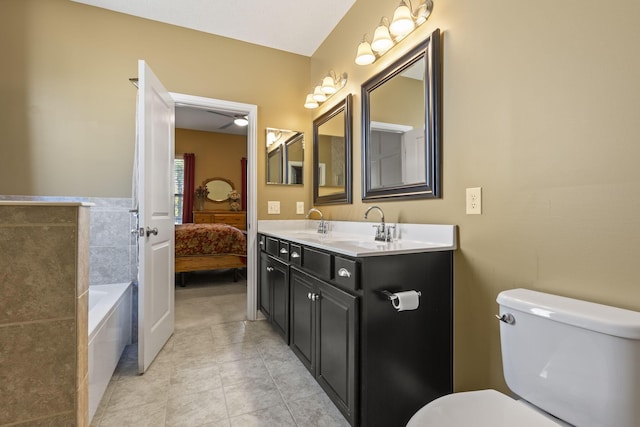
[145,227,158,236]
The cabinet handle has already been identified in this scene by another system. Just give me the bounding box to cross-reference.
[266,266,274,272]
[337,268,351,278]
[291,251,300,258]
[280,248,288,254]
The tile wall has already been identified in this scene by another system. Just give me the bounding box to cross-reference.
[0,202,90,426]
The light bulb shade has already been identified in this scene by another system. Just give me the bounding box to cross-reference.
[234,116,248,126]
[304,94,319,109]
[390,3,415,37]
[313,86,328,102]
[371,25,394,53]
[415,0,433,25]
[321,76,337,94]
[355,41,376,65]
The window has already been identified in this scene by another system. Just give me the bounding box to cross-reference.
[174,157,184,224]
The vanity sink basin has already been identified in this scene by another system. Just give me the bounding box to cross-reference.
[259,221,457,257]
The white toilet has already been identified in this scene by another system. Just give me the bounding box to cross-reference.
[407,288,640,427]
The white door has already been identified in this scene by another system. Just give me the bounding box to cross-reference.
[137,60,175,373]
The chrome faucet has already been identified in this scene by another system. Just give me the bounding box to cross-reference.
[364,206,395,242]
[306,208,328,234]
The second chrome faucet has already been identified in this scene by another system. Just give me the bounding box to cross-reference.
[364,206,395,242]
[306,208,328,234]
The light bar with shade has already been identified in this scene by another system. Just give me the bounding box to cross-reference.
[355,0,434,66]
[303,70,348,109]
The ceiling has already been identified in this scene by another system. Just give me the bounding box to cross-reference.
[175,106,249,136]
[72,0,356,134]
[71,0,356,57]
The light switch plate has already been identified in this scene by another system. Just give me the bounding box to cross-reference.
[466,187,482,214]
[296,201,305,214]
[267,201,280,214]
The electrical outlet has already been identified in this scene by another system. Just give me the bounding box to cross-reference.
[296,201,305,215]
[267,201,280,214]
[466,187,482,215]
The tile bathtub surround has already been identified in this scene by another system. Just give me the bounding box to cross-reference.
[91,274,349,427]
[88,198,136,286]
[0,203,90,426]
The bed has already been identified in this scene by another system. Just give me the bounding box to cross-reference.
[175,223,247,286]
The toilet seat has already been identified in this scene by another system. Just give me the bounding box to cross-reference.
[406,389,563,427]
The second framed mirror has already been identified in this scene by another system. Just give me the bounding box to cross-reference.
[362,29,442,201]
[313,94,353,205]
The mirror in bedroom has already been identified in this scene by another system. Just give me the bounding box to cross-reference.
[313,93,353,205]
[266,128,304,185]
[361,29,442,201]
[203,177,235,202]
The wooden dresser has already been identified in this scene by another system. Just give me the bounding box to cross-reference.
[192,210,246,230]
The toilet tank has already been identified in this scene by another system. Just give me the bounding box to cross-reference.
[497,288,640,427]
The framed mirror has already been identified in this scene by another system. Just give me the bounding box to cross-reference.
[266,128,304,185]
[203,177,234,202]
[313,94,353,205]
[362,28,441,201]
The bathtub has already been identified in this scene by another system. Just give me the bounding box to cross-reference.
[88,283,132,422]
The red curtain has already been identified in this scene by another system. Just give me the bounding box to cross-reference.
[241,157,247,211]
[182,153,195,223]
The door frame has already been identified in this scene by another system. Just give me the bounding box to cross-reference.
[171,92,259,321]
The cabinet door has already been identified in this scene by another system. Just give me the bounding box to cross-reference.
[269,256,289,342]
[316,280,358,425]
[259,252,271,318]
[289,269,316,374]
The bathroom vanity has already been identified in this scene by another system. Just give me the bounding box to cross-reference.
[258,220,456,426]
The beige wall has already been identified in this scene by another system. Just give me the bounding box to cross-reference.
[311,0,640,392]
[0,0,312,218]
[4,0,640,399]
[176,128,246,211]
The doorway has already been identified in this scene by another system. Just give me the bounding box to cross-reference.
[171,92,258,321]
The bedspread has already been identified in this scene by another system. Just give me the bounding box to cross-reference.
[175,223,246,257]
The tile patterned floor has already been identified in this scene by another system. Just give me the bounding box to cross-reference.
[90,271,349,427]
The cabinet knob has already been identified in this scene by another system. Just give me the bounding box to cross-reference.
[311,293,320,301]
[280,248,288,254]
[259,241,264,246]
[291,251,300,258]
[337,268,351,278]
[266,266,274,272]
[307,292,312,300]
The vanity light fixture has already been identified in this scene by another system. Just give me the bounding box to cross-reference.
[355,35,376,66]
[303,70,348,109]
[354,0,434,65]
[233,115,249,126]
[371,18,394,53]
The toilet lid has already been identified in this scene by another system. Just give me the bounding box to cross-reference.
[406,390,562,427]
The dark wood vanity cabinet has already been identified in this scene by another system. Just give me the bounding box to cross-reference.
[290,268,358,425]
[258,233,453,427]
[258,251,289,343]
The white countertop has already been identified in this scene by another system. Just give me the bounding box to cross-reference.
[258,220,457,257]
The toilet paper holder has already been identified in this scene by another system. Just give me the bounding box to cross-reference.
[380,290,422,301]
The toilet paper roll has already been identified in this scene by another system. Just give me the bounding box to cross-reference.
[391,290,420,311]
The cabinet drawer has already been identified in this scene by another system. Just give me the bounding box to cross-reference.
[193,214,213,223]
[289,244,302,266]
[302,246,331,281]
[266,237,280,256]
[215,213,245,229]
[278,241,290,261]
[334,257,359,291]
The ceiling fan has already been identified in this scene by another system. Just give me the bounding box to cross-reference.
[207,110,249,129]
